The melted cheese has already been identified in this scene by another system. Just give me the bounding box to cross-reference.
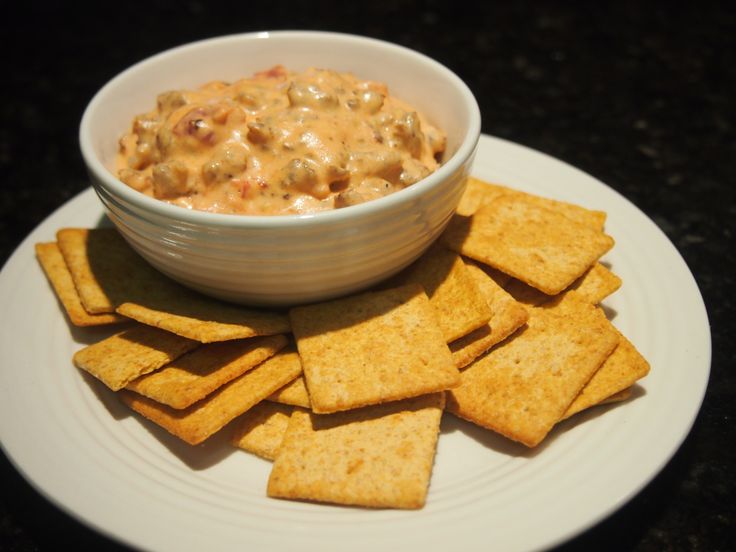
[116,66,446,215]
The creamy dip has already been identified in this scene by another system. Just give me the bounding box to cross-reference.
[115,66,447,215]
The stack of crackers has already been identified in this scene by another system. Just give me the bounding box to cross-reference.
[35,177,649,510]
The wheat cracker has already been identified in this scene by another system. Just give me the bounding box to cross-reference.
[267,393,444,509]
[73,324,199,391]
[443,196,614,295]
[456,177,606,230]
[119,349,302,445]
[231,402,294,460]
[126,334,288,409]
[505,262,622,306]
[290,284,459,414]
[393,243,492,342]
[562,331,649,419]
[117,297,290,343]
[56,227,166,314]
[449,260,529,369]
[35,242,126,326]
[446,292,619,447]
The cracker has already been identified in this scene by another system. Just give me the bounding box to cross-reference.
[35,242,126,326]
[449,260,529,369]
[455,177,510,216]
[73,324,199,391]
[477,262,513,289]
[457,177,607,230]
[231,402,294,460]
[56,228,164,314]
[289,284,459,414]
[446,292,619,447]
[263,346,311,408]
[268,377,311,409]
[267,393,445,509]
[56,227,290,341]
[502,279,551,307]
[510,190,606,231]
[119,348,302,445]
[505,263,622,306]
[393,243,492,342]
[561,331,650,419]
[599,387,633,404]
[126,334,288,409]
[443,195,614,295]
[571,263,622,304]
[116,296,291,343]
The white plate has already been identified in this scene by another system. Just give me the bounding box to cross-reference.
[0,134,711,552]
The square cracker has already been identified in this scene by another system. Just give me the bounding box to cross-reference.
[73,324,199,391]
[449,260,529,369]
[116,296,291,343]
[268,377,310,408]
[262,346,310,408]
[561,331,650,419]
[443,195,614,295]
[289,284,459,414]
[571,263,623,304]
[457,177,607,230]
[56,227,164,314]
[268,377,311,409]
[392,243,492,342]
[599,387,633,404]
[119,348,302,445]
[231,401,294,461]
[267,393,445,509]
[445,292,619,447]
[56,227,290,341]
[505,263,622,307]
[35,242,126,326]
[125,334,288,409]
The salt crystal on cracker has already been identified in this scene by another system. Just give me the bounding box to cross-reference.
[446,292,619,447]
[126,334,288,409]
[73,324,199,391]
[267,393,445,509]
[290,284,459,414]
[443,196,614,295]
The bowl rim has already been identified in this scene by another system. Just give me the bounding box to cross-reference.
[79,30,481,229]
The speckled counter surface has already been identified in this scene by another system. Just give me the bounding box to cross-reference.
[1,2,733,551]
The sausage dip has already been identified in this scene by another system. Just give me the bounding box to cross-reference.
[115,66,447,215]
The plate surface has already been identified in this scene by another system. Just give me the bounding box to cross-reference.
[0,134,711,552]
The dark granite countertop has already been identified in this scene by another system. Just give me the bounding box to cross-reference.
[1,2,733,551]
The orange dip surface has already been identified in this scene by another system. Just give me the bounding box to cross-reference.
[115,66,447,215]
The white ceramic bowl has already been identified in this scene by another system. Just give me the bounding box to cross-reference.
[79,31,481,307]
